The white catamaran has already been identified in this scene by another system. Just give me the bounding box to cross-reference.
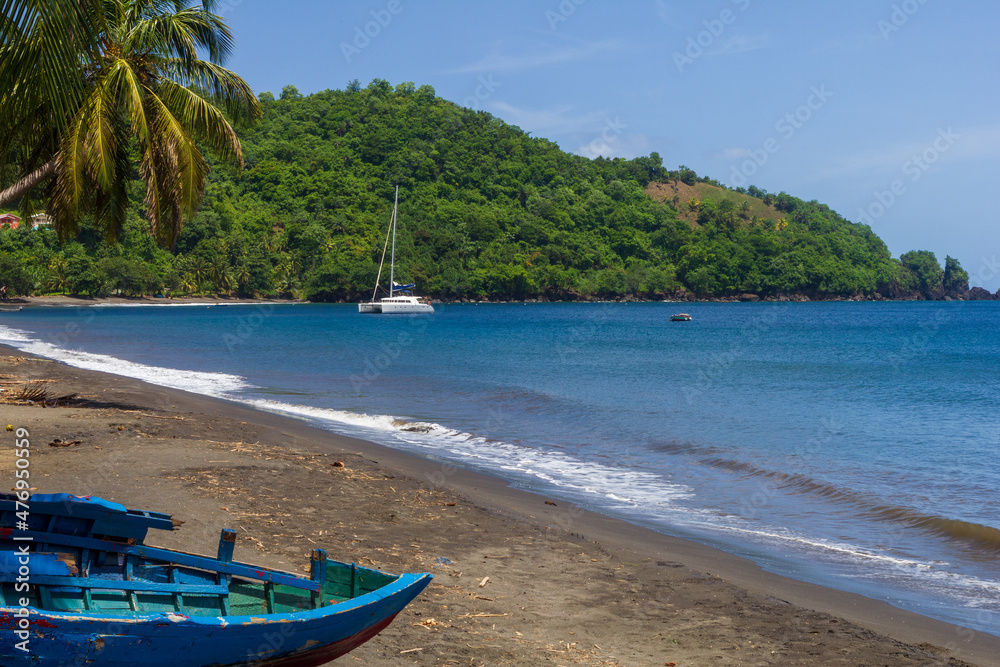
[358,186,434,314]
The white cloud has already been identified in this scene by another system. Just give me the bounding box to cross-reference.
[717,147,753,160]
[707,32,770,57]
[816,123,1000,182]
[484,102,653,159]
[447,39,627,74]
[487,101,606,134]
[576,133,654,160]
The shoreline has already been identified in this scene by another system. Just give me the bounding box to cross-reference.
[6,294,306,307]
[1,345,998,665]
[6,292,998,308]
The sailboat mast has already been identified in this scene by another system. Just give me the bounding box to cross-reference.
[371,203,392,302]
[389,185,398,297]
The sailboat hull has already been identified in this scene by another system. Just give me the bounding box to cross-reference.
[359,297,433,314]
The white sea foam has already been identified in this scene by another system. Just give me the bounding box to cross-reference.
[714,522,1000,612]
[0,325,252,396]
[0,324,33,342]
[244,398,694,509]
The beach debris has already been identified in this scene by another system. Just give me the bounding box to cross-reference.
[4,381,78,406]
[545,500,557,506]
[5,424,11,431]
[413,618,440,629]
[434,557,453,566]
[478,576,490,588]
[330,460,345,468]
[49,438,82,448]
[399,647,423,654]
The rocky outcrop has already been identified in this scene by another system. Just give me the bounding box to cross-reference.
[967,286,997,300]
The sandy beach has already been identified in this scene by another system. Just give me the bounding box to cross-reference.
[1,347,997,666]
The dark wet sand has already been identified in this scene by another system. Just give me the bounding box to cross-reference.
[1,347,997,666]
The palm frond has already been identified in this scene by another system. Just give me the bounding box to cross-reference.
[104,55,151,144]
[156,78,241,166]
[50,104,93,238]
[158,57,261,126]
[91,114,133,242]
[0,0,102,134]
[124,3,234,64]
[82,82,118,191]
[143,89,207,247]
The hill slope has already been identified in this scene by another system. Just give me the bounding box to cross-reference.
[0,80,976,301]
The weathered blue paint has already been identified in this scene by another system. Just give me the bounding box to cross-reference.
[0,495,432,665]
[0,573,431,665]
[0,552,74,577]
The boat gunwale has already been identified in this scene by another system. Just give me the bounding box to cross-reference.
[0,572,432,626]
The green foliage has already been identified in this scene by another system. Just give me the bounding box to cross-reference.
[943,255,969,294]
[0,81,955,301]
[900,250,944,299]
[0,254,33,297]
[65,254,106,296]
[99,257,161,296]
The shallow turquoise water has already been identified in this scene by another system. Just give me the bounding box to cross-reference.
[1,301,997,634]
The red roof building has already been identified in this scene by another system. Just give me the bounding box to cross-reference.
[0,214,21,229]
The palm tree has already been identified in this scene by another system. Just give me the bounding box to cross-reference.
[232,262,251,291]
[0,0,261,248]
[45,256,69,293]
[178,271,198,294]
[187,255,209,285]
[209,256,231,293]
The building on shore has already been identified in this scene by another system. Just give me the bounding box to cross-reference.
[31,213,52,228]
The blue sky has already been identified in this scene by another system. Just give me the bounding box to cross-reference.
[220,0,1000,290]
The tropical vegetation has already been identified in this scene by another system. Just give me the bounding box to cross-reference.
[0,74,975,301]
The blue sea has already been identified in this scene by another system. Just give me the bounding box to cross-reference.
[1,301,998,635]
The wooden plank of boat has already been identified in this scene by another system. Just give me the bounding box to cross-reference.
[1,496,432,665]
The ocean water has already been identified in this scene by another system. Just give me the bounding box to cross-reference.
[0,301,997,635]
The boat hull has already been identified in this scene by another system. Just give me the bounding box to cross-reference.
[358,297,433,314]
[378,301,433,314]
[0,573,430,666]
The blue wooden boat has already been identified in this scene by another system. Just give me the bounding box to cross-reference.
[0,494,431,665]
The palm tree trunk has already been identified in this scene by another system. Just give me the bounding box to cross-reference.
[0,157,59,208]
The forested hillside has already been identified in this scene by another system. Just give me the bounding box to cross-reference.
[0,80,979,301]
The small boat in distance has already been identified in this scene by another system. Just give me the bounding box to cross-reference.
[359,186,434,314]
[670,313,692,321]
[0,493,431,666]
[0,305,22,312]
